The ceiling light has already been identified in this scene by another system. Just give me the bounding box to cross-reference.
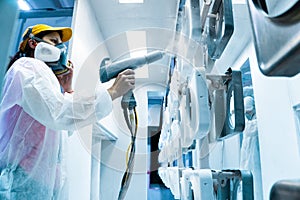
[119,0,144,3]
[18,0,31,10]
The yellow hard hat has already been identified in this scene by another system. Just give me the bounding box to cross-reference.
[19,24,72,52]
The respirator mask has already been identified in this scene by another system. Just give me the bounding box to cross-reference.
[34,42,69,76]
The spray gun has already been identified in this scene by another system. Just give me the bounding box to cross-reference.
[99,50,164,108]
[100,50,164,83]
[99,50,164,200]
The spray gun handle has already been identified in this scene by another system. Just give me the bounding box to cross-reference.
[121,90,137,110]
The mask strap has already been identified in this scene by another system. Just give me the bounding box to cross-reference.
[23,27,51,44]
[22,27,33,40]
[30,35,51,44]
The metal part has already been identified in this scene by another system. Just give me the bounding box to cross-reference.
[212,170,254,200]
[200,0,212,32]
[180,169,254,200]
[270,179,300,200]
[220,69,245,138]
[247,0,300,76]
[252,0,299,18]
[206,69,245,140]
[181,169,214,200]
[189,0,202,43]
[206,73,229,141]
[206,74,229,90]
[207,0,234,59]
[190,68,211,139]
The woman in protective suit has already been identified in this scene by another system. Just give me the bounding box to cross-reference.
[0,24,135,199]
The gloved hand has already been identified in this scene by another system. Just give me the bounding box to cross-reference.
[107,69,135,100]
[56,60,74,93]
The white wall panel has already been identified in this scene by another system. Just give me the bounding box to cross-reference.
[249,44,300,200]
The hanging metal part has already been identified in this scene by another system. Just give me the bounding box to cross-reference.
[200,0,212,32]
[189,0,202,43]
[206,73,228,141]
[206,0,234,60]
[206,68,245,140]
[220,68,245,138]
[212,170,254,200]
[247,0,300,76]
[181,169,254,200]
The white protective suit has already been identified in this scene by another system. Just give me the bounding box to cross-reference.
[0,57,113,199]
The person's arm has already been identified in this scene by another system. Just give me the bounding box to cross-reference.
[107,69,135,100]
[56,61,135,99]
[12,58,112,131]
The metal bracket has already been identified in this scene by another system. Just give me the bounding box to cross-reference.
[213,169,254,200]
[221,68,245,138]
[180,169,254,200]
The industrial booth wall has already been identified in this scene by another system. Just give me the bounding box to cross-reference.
[242,43,300,200]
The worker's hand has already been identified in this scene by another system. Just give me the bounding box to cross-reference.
[57,60,74,93]
[107,69,135,100]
